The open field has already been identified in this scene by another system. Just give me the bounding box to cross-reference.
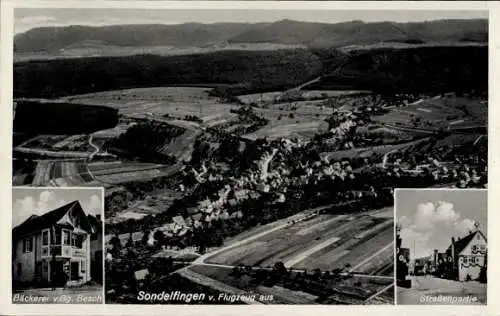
[205,212,394,271]
[90,164,181,184]
[177,267,265,305]
[17,134,95,152]
[30,160,94,186]
[243,121,329,141]
[59,87,241,126]
[107,188,183,224]
[355,124,429,142]
[186,265,316,304]
[14,43,307,63]
[320,137,431,161]
[239,101,333,140]
[353,245,394,276]
[159,128,201,162]
[23,160,178,187]
[88,161,165,175]
[371,96,486,131]
[152,250,199,262]
[18,135,67,148]
[188,264,393,304]
[254,103,333,118]
[386,133,486,162]
[92,122,137,139]
[236,90,369,105]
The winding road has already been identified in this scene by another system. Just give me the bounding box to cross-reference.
[88,135,100,160]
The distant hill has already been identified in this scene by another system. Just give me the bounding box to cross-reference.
[14,44,487,99]
[14,19,487,56]
[230,19,488,47]
[14,23,264,53]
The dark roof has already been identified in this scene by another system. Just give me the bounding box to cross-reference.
[87,214,103,234]
[447,230,485,255]
[13,200,92,237]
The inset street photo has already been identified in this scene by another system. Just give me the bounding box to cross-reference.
[395,188,487,305]
[12,187,104,304]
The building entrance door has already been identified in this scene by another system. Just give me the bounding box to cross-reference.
[50,260,64,286]
[70,261,79,281]
[35,262,42,282]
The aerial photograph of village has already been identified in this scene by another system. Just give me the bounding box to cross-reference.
[12,8,487,305]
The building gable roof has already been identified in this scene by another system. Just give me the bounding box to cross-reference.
[13,200,94,237]
[87,214,103,235]
[447,230,486,255]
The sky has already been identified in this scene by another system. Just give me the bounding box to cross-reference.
[396,189,487,260]
[14,9,488,34]
[12,188,103,227]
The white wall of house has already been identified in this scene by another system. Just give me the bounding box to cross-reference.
[457,232,487,281]
[13,234,37,282]
[86,234,91,281]
[90,232,102,262]
[14,229,93,284]
[35,233,42,262]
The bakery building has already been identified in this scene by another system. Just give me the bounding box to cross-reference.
[12,201,101,286]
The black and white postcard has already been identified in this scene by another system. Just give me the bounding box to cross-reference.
[5,1,490,311]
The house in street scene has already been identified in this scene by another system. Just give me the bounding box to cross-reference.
[445,225,487,281]
[12,201,99,287]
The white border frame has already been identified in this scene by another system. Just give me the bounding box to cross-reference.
[1,1,498,315]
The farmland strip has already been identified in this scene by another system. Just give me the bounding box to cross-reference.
[178,267,264,305]
[284,236,341,268]
[349,242,394,272]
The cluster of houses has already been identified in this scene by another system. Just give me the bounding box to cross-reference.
[385,155,487,189]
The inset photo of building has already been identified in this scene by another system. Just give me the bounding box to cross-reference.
[395,188,487,305]
[12,187,104,304]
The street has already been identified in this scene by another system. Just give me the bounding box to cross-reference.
[397,276,486,305]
